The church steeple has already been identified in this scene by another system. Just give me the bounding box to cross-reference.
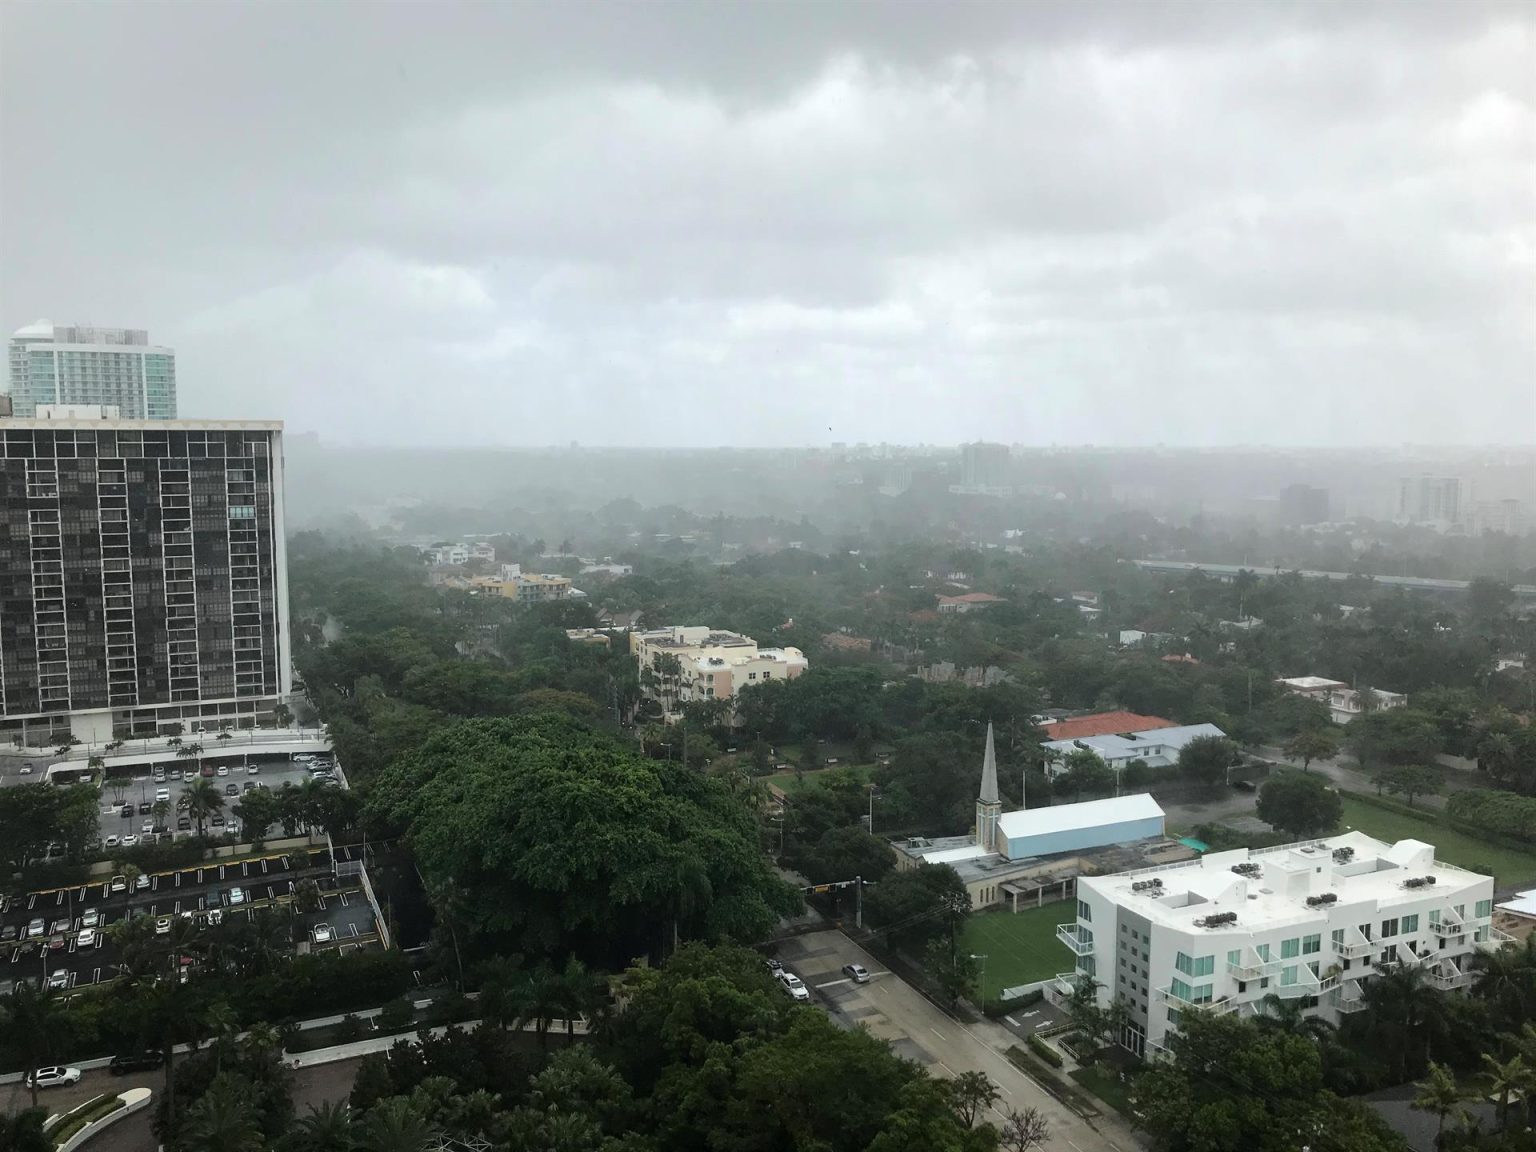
[976,721,1002,851]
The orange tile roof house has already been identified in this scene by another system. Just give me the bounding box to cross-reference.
[1040,711,1179,742]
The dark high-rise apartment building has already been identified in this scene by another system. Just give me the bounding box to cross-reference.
[1278,483,1330,526]
[0,407,289,745]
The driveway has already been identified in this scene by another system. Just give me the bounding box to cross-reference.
[774,929,1141,1152]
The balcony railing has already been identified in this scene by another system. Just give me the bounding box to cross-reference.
[1336,937,1375,958]
[1226,956,1282,979]
[1475,927,1517,952]
[1429,967,1471,992]
[1051,972,1081,1000]
[1056,924,1094,956]
[1156,986,1237,1015]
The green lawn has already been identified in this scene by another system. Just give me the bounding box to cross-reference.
[960,903,1075,994]
[1070,1064,1137,1118]
[1338,794,1536,889]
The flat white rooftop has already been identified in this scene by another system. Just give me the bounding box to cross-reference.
[1277,676,1347,691]
[922,843,993,865]
[1042,722,1226,760]
[1081,830,1488,934]
[0,416,281,431]
[997,793,1164,841]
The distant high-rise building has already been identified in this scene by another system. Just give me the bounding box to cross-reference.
[1278,483,1330,526]
[6,322,177,419]
[1398,475,1462,527]
[0,407,289,745]
[951,442,1013,497]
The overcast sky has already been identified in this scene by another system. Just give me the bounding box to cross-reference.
[2,1,1532,447]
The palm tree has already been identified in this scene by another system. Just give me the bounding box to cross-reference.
[1472,935,1536,1024]
[117,861,142,922]
[1365,964,1452,1081]
[1482,1052,1535,1132]
[151,797,173,831]
[0,1108,51,1152]
[180,777,225,838]
[289,1101,354,1152]
[204,1000,241,1076]
[555,956,604,1041]
[1478,731,1518,783]
[1,984,67,1108]
[178,1073,264,1152]
[1255,993,1336,1042]
[1411,1062,1467,1149]
[427,878,471,991]
[358,1097,437,1152]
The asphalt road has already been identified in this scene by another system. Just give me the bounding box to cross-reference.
[774,929,1141,1152]
[1,1056,367,1152]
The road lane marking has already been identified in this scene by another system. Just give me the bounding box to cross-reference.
[1005,1016,1019,1026]
[937,1061,956,1076]
[930,1027,946,1040]
[816,978,851,989]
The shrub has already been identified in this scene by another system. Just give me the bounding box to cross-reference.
[376,996,417,1034]
[1027,1033,1064,1068]
[334,1014,369,1043]
[981,988,1044,1017]
[45,1094,125,1143]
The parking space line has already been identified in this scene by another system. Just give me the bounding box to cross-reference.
[816,978,850,989]
[91,967,101,984]
[929,1027,946,1040]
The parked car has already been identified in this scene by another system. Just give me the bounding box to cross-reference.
[109,875,126,894]
[24,1066,81,1089]
[109,1051,165,1075]
[48,932,66,951]
[766,957,783,974]
[0,925,16,942]
[228,888,245,906]
[25,917,45,938]
[141,821,154,835]
[138,802,152,815]
[211,814,225,827]
[81,909,100,929]
[120,805,133,819]
[153,768,166,783]
[154,917,172,935]
[178,816,192,831]
[248,764,260,775]
[120,834,137,848]
[19,763,33,775]
[77,928,97,948]
[217,766,229,777]
[204,908,223,926]
[105,834,121,848]
[136,873,151,890]
[224,783,239,796]
[155,787,170,802]
[778,972,811,1002]
[46,968,70,990]
[242,781,257,792]
[842,963,871,984]
[312,924,334,944]
[51,919,69,936]
[293,753,317,763]
[200,764,215,778]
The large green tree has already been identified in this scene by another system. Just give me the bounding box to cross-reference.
[1256,772,1342,837]
[366,714,799,964]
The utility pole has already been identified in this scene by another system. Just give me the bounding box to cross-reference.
[855,875,863,929]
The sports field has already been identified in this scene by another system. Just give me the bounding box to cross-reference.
[959,902,1076,994]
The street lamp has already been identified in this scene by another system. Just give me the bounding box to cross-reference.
[971,953,988,1003]
[867,784,877,834]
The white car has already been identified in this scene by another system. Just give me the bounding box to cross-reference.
[109,875,126,894]
[120,834,137,848]
[204,908,223,926]
[24,1066,81,1089]
[136,874,151,890]
[217,766,229,777]
[293,753,316,763]
[19,765,32,775]
[77,927,97,948]
[141,821,154,835]
[154,917,172,935]
[155,788,170,802]
[779,972,811,1002]
[247,764,259,775]
[228,888,245,906]
[311,924,334,944]
[80,910,100,930]
[104,834,120,848]
[46,969,70,990]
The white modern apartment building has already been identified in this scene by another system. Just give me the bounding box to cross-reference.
[1059,831,1502,1059]
[1276,676,1406,725]
[0,408,290,744]
[7,322,177,419]
[632,626,807,718]
[1042,723,1228,776]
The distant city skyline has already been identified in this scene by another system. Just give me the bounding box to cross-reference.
[2,1,1531,447]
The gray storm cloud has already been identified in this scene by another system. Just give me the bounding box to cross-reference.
[2,0,1531,446]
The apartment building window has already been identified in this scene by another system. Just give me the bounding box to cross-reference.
[1359,923,1373,940]
[1429,910,1441,928]
[1175,952,1214,978]
[1331,928,1345,950]
[1281,966,1299,987]
[1381,918,1399,938]
[1170,978,1193,1001]
[1476,900,1493,918]
[1077,899,1092,922]
[1227,949,1241,968]
[1280,938,1300,960]
[1455,905,1465,920]
[1302,934,1321,955]
[1402,914,1419,934]
[1256,943,1271,962]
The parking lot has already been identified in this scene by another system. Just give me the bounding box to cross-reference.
[0,844,379,997]
[89,751,338,851]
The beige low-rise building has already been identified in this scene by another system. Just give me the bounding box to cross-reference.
[632,626,807,718]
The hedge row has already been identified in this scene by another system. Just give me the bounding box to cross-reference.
[1026,1033,1063,1068]
[1443,790,1536,849]
[981,988,1044,1018]
[45,1094,124,1144]
[1005,1046,1097,1116]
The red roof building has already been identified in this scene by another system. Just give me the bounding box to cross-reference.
[1040,711,1179,742]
